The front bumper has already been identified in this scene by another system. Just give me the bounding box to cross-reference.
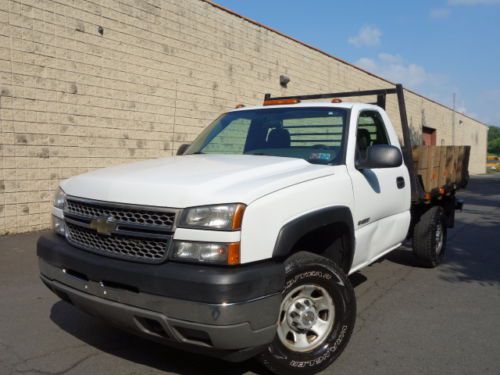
[38,234,284,361]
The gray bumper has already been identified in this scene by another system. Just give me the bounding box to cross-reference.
[40,259,280,356]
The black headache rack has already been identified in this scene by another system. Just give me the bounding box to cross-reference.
[264,83,425,203]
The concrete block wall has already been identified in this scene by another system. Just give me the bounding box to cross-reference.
[0,0,488,234]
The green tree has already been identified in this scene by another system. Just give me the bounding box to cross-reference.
[488,126,500,155]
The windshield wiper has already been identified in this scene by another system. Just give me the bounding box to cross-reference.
[245,152,272,156]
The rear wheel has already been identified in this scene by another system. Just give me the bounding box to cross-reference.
[413,206,447,267]
[258,252,356,375]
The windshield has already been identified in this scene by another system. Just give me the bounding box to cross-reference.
[185,107,349,165]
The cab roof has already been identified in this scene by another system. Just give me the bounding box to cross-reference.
[229,102,380,113]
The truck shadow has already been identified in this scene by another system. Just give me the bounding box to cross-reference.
[50,301,268,375]
[383,247,419,267]
[49,273,370,374]
[348,272,368,288]
[49,219,499,375]
[383,220,500,287]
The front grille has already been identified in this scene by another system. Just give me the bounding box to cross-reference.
[66,199,175,228]
[64,197,177,263]
[66,223,169,262]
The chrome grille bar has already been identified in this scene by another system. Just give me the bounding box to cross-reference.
[63,197,178,263]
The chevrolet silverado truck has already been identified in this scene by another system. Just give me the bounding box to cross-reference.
[38,85,468,375]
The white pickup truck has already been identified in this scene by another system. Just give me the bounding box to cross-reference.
[38,85,467,375]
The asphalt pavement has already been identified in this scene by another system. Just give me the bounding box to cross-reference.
[1,174,499,375]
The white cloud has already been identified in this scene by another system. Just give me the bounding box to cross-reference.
[348,26,381,47]
[378,52,403,64]
[356,53,432,87]
[430,8,451,18]
[355,53,493,123]
[356,57,377,70]
[449,0,500,5]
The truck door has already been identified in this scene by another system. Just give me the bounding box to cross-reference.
[347,109,411,271]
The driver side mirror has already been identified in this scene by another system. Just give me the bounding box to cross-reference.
[177,144,190,155]
[356,144,403,169]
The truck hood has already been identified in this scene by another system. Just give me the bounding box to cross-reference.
[61,155,335,208]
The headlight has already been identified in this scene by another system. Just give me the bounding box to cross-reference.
[52,187,66,236]
[179,204,245,230]
[53,187,66,209]
[52,215,67,236]
[170,241,240,265]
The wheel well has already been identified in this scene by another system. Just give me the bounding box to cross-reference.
[409,196,455,239]
[289,222,353,273]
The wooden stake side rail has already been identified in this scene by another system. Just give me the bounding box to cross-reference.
[412,146,471,194]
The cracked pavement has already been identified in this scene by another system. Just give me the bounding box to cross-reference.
[1,175,499,375]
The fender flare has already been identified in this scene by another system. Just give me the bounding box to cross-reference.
[272,206,355,272]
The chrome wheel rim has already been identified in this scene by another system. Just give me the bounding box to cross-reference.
[435,222,444,255]
[277,284,335,352]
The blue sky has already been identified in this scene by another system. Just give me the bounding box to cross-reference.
[214,0,500,126]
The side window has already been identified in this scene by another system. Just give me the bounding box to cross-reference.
[356,111,390,159]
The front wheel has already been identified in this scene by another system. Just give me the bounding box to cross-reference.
[258,252,356,375]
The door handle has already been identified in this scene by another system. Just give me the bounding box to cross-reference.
[396,177,405,189]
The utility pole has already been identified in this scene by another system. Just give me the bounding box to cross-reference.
[452,93,456,145]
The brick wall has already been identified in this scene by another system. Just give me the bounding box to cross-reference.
[0,0,488,234]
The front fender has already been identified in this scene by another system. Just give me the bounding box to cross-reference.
[239,168,355,264]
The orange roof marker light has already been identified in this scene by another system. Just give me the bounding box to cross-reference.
[235,104,245,108]
[331,98,343,103]
[263,98,301,106]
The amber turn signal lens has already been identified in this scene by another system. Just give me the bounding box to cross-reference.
[227,242,241,265]
[263,98,301,106]
[231,204,246,230]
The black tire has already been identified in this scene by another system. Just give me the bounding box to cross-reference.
[413,206,447,268]
[258,252,356,375]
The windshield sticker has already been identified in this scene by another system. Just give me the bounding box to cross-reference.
[310,152,332,161]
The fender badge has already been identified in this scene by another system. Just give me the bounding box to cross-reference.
[358,217,370,226]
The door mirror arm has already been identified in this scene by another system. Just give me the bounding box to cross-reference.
[177,144,190,155]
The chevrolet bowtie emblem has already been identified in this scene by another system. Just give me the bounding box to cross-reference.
[89,216,117,236]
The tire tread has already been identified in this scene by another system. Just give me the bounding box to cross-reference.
[413,206,446,268]
[258,251,356,375]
